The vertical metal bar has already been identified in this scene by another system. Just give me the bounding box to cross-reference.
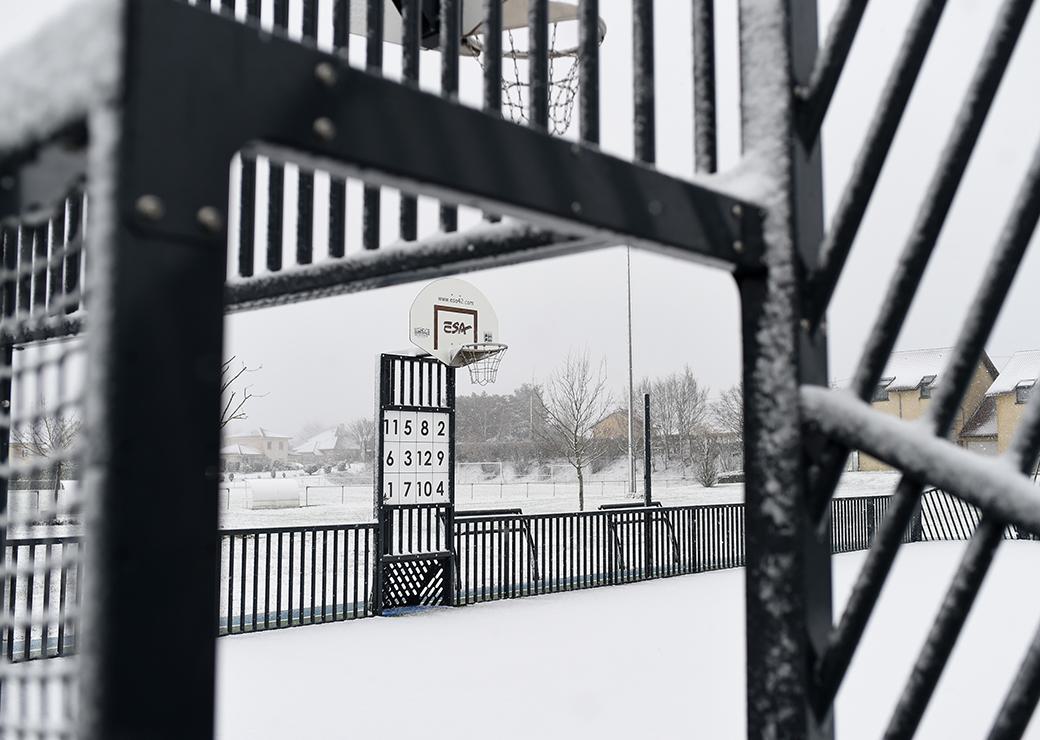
[528,0,549,130]
[0,225,14,661]
[310,529,317,623]
[288,532,294,623]
[578,0,599,144]
[399,0,421,240]
[265,0,290,272]
[226,537,235,633]
[79,71,224,736]
[251,533,258,631]
[483,0,503,115]
[738,0,831,737]
[328,0,349,259]
[239,534,247,632]
[49,207,65,310]
[238,154,257,277]
[692,0,717,173]
[363,0,384,251]
[276,532,283,627]
[294,0,318,267]
[17,225,31,316]
[439,0,460,232]
[63,191,83,313]
[332,528,339,620]
[632,0,655,164]
[24,544,35,660]
[6,547,16,661]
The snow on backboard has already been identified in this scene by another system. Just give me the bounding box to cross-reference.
[409,278,499,367]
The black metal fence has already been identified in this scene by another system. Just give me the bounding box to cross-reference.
[6,488,1029,659]
[1,536,80,662]
[217,524,375,635]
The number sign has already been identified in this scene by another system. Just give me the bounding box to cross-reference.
[377,354,454,507]
[381,409,450,504]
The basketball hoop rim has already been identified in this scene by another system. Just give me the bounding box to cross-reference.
[450,342,508,368]
[465,17,607,61]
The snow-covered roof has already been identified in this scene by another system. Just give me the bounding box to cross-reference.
[961,397,997,438]
[987,350,1040,396]
[221,444,263,457]
[229,428,292,440]
[292,427,361,455]
[876,348,953,391]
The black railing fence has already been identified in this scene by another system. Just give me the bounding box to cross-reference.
[217,523,374,635]
[5,488,1028,659]
[1,537,80,662]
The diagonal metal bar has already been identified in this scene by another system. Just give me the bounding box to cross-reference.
[990,626,1040,740]
[795,0,869,143]
[801,387,1040,534]
[807,0,1034,516]
[807,0,948,324]
[883,382,1040,740]
[814,134,1040,711]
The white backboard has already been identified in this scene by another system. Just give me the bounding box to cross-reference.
[409,278,499,367]
[348,1,583,47]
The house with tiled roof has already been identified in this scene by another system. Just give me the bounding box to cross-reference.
[223,428,292,463]
[961,350,1039,456]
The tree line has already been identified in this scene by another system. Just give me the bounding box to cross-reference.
[454,349,744,509]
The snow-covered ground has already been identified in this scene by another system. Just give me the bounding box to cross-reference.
[216,540,1040,739]
[217,471,903,529]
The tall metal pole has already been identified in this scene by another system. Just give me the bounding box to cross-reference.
[626,246,636,496]
[643,393,652,506]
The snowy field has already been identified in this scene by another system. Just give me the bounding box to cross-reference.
[216,540,1040,739]
[216,471,903,529]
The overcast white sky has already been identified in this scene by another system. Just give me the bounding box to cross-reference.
[4,0,1039,439]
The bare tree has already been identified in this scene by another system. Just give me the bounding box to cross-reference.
[695,435,721,487]
[673,366,710,465]
[347,417,376,459]
[221,356,264,429]
[538,349,613,511]
[714,384,744,444]
[12,412,81,496]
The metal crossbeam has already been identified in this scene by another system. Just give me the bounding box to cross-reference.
[120,0,762,273]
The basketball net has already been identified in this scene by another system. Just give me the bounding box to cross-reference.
[453,343,508,385]
[473,21,585,137]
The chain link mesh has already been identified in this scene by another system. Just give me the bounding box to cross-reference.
[0,186,87,739]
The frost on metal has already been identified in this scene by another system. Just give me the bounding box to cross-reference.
[735,1,809,735]
[0,0,123,152]
[801,387,1040,531]
[225,222,584,310]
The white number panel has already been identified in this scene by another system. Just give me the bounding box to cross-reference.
[381,409,450,505]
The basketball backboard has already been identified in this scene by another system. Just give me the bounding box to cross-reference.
[349,1,587,52]
[409,277,500,367]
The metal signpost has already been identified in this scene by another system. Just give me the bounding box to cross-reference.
[374,277,507,613]
[373,353,456,612]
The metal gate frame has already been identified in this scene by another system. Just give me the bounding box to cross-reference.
[2,0,1040,738]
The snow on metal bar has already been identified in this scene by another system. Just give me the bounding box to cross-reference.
[796,0,868,142]
[801,387,1040,533]
[0,0,122,154]
[226,223,605,310]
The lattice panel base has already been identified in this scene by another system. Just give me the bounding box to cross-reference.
[381,556,449,609]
